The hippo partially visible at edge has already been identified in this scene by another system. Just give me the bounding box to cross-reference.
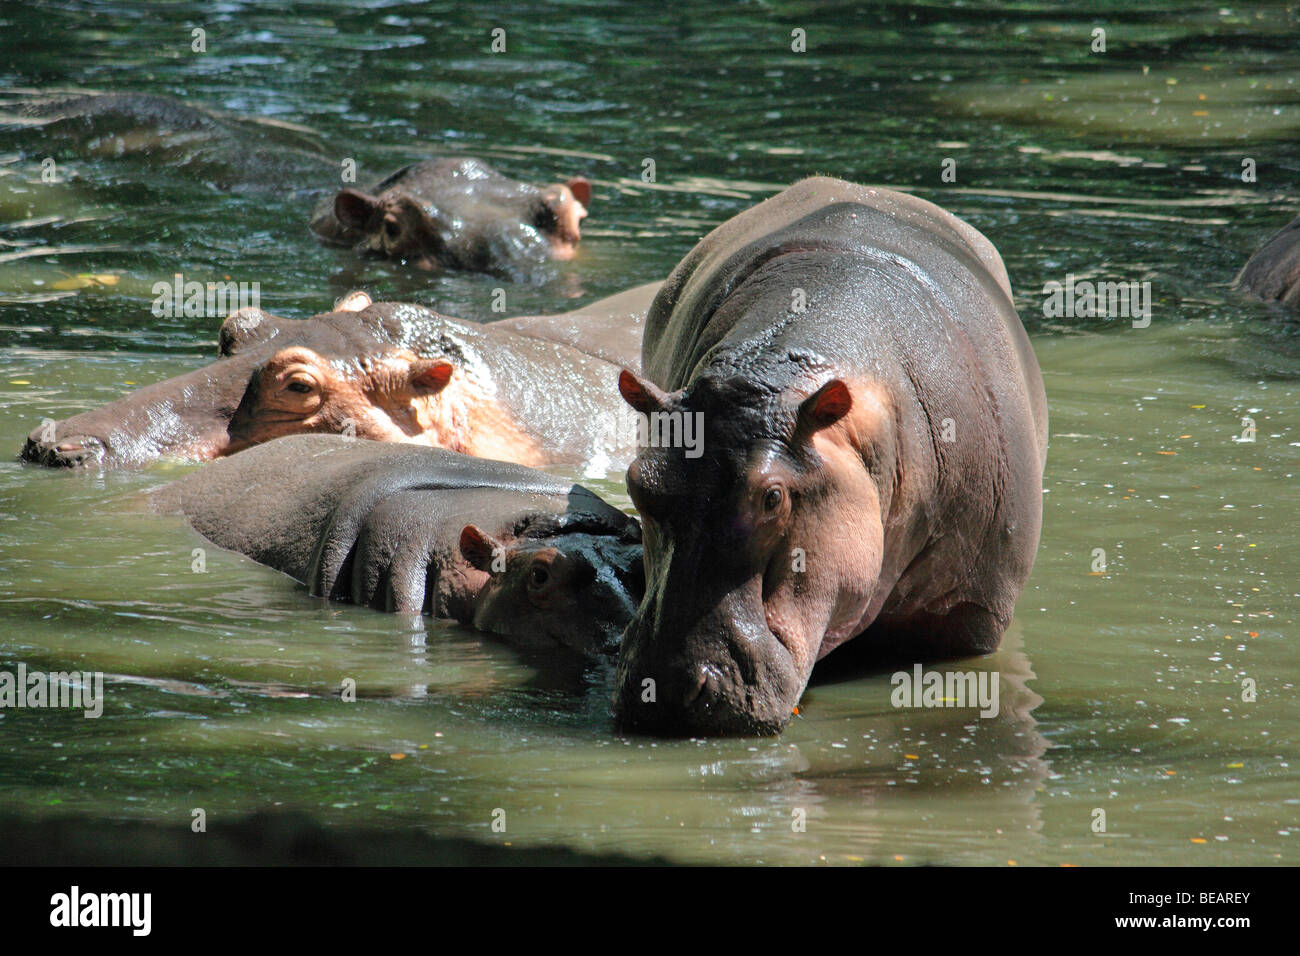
[310,157,592,281]
[22,283,660,471]
[1236,215,1300,308]
[613,177,1048,736]
[152,435,643,654]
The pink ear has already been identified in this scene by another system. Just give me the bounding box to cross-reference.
[459,525,502,572]
[334,189,380,229]
[566,177,592,207]
[618,369,666,414]
[411,359,454,394]
[798,379,852,431]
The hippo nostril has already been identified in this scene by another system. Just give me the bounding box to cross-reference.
[685,664,719,707]
[23,434,106,467]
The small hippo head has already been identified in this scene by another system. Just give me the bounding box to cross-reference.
[612,366,881,735]
[21,296,473,468]
[325,158,590,272]
[458,513,644,655]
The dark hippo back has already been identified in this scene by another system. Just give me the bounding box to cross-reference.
[643,177,1045,458]
[152,435,629,585]
[1236,215,1300,308]
[644,179,1040,411]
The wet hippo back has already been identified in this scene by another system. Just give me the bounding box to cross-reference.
[153,435,642,651]
[1,90,332,192]
[1236,216,1300,308]
[496,281,661,370]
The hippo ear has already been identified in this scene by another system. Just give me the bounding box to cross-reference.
[218,307,284,357]
[618,369,668,414]
[566,177,592,207]
[334,189,380,230]
[459,525,503,573]
[410,359,455,395]
[333,290,372,313]
[795,379,853,435]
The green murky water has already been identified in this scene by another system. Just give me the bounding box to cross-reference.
[0,1,1297,865]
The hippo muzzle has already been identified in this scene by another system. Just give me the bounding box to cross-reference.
[21,431,108,468]
[613,575,806,736]
[19,362,246,468]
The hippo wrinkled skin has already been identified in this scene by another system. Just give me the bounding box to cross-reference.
[310,157,591,280]
[21,284,659,472]
[613,177,1048,736]
[154,435,644,653]
[1236,216,1300,308]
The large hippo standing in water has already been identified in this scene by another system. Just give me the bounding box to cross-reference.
[614,177,1047,735]
[154,435,643,653]
[21,284,659,472]
[310,157,592,281]
[1236,215,1300,308]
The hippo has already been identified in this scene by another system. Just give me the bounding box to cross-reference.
[153,435,643,653]
[21,284,660,471]
[613,177,1048,735]
[310,157,592,281]
[0,90,333,193]
[1236,215,1300,308]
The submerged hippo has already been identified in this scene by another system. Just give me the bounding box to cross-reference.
[310,157,592,281]
[153,435,643,653]
[1236,215,1300,308]
[21,284,659,471]
[614,177,1047,735]
[1,90,334,192]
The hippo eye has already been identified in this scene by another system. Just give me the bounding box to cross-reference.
[528,565,550,588]
[286,380,314,394]
[383,218,401,241]
[763,487,784,513]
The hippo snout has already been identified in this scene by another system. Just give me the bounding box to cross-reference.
[613,605,804,737]
[21,431,106,467]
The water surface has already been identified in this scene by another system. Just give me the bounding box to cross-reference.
[0,0,1296,865]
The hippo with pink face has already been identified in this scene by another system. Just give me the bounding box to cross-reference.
[614,178,1047,736]
[21,284,658,471]
[310,157,591,281]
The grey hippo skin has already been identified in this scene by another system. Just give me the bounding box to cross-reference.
[0,90,334,192]
[1235,216,1300,308]
[21,284,660,471]
[310,157,592,281]
[614,177,1048,736]
[152,435,643,654]
[2,92,591,278]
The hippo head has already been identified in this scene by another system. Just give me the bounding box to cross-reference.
[613,366,887,735]
[21,295,470,468]
[328,158,591,270]
[458,514,644,655]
